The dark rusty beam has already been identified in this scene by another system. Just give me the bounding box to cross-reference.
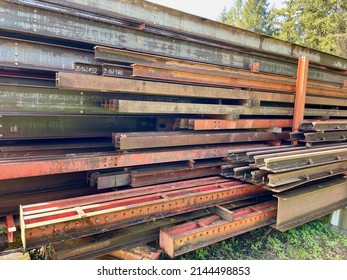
[113,131,289,150]
[0,144,266,180]
[177,119,293,130]
[300,120,347,132]
[160,200,277,257]
[20,179,267,249]
[273,177,347,231]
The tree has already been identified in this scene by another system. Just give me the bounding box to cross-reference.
[218,0,277,36]
[273,0,346,57]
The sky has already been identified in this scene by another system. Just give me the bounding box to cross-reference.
[147,0,284,21]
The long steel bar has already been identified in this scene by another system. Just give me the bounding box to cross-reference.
[0,114,154,140]
[267,161,347,186]
[293,57,309,132]
[300,131,347,143]
[49,209,212,260]
[262,147,347,172]
[0,144,265,180]
[160,200,277,257]
[273,177,347,231]
[113,99,347,117]
[23,176,229,215]
[94,46,347,85]
[0,36,95,72]
[0,1,312,78]
[20,180,266,249]
[300,121,347,132]
[132,64,347,98]
[37,0,347,71]
[114,131,289,150]
[179,119,293,130]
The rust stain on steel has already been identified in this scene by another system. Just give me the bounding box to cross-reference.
[20,180,267,249]
[0,144,265,180]
[160,200,277,257]
[114,131,289,150]
[22,176,229,215]
[132,64,347,98]
[5,215,16,243]
[183,119,293,130]
[273,177,347,231]
[293,56,309,133]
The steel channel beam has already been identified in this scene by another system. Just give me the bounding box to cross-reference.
[56,72,295,103]
[0,1,306,78]
[132,64,347,98]
[246,146,307,163]
[49,209,212,260]
[38,0,347,71]
[113,99,347,117]
[302,131,347,143]
[293,57,309,132]
[0,36,95,72]
[160,200,277,257]
[0,114,154,140]
[263,147,347,172]
[94,46,347,85]
[181,119,293,130]
[20,180,266,249]
[113,131,289,150]
[254,144,347,167]
[130,165,222,188]
[300,121,347,132]
[23,176,230,215]
[273,177,347,231]
[267,161,347,187]
[0,144,265,180]
[56,72,347,107]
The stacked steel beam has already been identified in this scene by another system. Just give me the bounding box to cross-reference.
[0,0,347,259]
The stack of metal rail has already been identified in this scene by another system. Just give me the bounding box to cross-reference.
[0,0,346,259]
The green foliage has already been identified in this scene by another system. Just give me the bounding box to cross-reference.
[219,0,278,36]
[176,221,347,260]
[218,0,347,57]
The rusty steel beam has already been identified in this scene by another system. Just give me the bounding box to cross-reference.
[22,176,230,215]
[20,180,267,249]
[293,131,347,143]
[108,99,347,117]
[160,200,277,257]
[56,72,293,103]
[93,46,347,85]
[178,119,293,130]
[273,177,347,231]
[49,209,211,260]
[5,215,16,243]
[0,144,265,180]
[132,64,347,98]
[300,120,347,132]
[57,72,347,107]
[113,131,289,150]
[267,161,347,187]
[293,57,309,133]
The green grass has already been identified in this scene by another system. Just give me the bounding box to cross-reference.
[169,221,347,260]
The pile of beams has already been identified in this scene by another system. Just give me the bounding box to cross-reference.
[0,0,346,259]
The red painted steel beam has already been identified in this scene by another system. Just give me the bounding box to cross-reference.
[5,215,16,243]
[20,180,267,249]
[293,57,309,132]
[160,200,277,257]
[0,144,265,180]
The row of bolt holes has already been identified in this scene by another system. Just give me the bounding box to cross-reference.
[34,191,248,236]
[175,214,269,244]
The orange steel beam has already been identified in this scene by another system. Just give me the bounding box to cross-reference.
[160,200,277,257]
[20,180,267,249]
[179,119,293,130]
[0,144,266,180]
[293,57,309,133]
[132,64,346,98]
[5,215,16,243]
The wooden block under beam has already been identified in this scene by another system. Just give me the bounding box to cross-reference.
[108,245,162,260]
